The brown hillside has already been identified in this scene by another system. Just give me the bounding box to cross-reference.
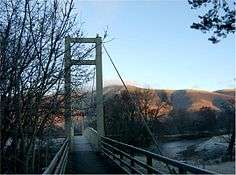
[104,85,235,113]
[214,89,235,97]
[169,89,234,111]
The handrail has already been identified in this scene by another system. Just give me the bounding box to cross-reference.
[101,141,163,174]
[43,138,69,174]
[101,136,215,174]
[83,127,98,150]
[102,145,143,174]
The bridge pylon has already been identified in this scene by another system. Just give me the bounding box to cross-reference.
[64,35,104,150]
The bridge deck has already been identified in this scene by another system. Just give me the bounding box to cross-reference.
[66,136,124,174]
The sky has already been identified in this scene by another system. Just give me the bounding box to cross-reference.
[75,0,235,91]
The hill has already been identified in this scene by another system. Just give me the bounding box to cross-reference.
[102,85,235,144]
[103,85,235,113]
[214,89,235,97]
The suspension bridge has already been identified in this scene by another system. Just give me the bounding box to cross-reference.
[43,35,215,174]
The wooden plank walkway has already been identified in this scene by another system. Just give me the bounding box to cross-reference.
[66,136,124,174]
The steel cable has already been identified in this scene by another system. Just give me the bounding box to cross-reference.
[103,44,173,173]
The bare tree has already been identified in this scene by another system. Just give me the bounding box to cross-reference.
[189,0,235,43]
[221,102,235,160]
[0,0,93,173]
[132,88,171,120]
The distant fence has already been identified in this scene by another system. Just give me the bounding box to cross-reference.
[43,138,69,174]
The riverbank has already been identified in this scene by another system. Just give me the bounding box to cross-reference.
[149,135,235,174]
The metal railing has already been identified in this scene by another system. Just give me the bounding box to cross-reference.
[43,138,69,174]
[101,136,215,174]
[83,127,98,150]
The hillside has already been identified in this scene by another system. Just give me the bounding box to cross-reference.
[168,89,234,112]
[214,89,235,97]
[103,85,235,113]
[103,85,235,139]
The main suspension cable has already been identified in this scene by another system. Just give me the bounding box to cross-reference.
[103,44,173,173]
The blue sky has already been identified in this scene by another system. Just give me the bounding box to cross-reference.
[75,0,235,91]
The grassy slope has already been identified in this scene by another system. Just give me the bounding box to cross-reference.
[104,85,235,112]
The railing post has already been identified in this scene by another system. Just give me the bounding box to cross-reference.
[146,155,153,174]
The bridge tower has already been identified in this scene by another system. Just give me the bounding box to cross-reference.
[64,35,104,149]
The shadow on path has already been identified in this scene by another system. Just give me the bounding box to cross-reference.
[66,136,124,174]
